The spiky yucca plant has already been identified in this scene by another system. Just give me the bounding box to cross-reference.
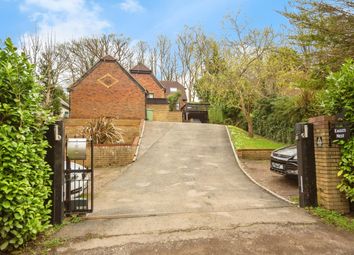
[82,117,124,144]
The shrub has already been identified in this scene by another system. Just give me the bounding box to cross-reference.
[82,117,124,144]
[0,38,52,251]
[208,105,224,124]
[321,59,354,201]
[167,92,181,111]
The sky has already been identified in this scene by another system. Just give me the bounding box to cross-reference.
[0,0,291,46]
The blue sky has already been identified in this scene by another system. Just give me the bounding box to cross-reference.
[0,0,291,45]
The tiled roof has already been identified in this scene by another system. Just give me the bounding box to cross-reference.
[160,81,187,101]
[68,56,147,93]
[130,63,152,74]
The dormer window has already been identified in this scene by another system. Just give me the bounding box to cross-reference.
[170,87,177,92]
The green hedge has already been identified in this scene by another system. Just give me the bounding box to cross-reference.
[253,96,306,144]
[0,39,52,251]
[322,59,354,201]
[208,105,224,124]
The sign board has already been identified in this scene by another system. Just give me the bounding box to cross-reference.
[329,122,350,145]
[316,137,323,147]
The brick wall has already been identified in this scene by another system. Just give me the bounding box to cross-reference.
[131,73,165,98]
[65,118,141,126]
[146,104,182,122]
[236,149,273,160]
[92,138,138,168]
[65,119,143,167]
[70,60,146,119]
[64,118,141,144]
[309,115,350,213]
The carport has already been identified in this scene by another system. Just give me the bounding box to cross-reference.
[182,103,209,123]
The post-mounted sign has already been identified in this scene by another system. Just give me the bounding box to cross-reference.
[329,122,350,145]
[316,137,323,147]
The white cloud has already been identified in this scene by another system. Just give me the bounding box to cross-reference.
[20,0,110,42]
[119,0,144,13]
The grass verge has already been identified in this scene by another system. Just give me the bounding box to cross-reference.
[228,126,286,150]
[307,207,354,232]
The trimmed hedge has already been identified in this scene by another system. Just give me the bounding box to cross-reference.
[0,39,52,251]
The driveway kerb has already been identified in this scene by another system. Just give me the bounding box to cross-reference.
[132,120,145,162]
[225,126,296,205]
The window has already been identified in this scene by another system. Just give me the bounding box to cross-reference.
[176,103,180,110]
[170,87,177,92]
[147,93,154,98]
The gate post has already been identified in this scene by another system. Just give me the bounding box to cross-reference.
[45,121,65,224]
[295,122,317,207]
[309,116,350,213]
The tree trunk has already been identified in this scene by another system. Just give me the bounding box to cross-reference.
[246,115,254,138]
[239,94,254,138]
[247,117,254,138]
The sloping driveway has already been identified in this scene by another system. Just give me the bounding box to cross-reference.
[56,122,354,254]
[91,121,288,216]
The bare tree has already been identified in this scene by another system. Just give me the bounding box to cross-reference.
[162,52,178,81]
[135,40,149,64]
[156,35,175,80]
[177,27,210,101]
[148,46,158,75]
[20,33,68,111]
[20,33,42,68]
[62,34,133,82]
[177,27,194,99]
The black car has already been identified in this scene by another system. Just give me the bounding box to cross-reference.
[270,145,298,176]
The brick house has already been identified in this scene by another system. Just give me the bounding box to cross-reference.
[160,80,187,110]
[69,55,147,119]
[130,63,166,99]
[128,64,184,121]
[69,56,183,122]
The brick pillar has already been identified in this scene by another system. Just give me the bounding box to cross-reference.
[309,116,350,213]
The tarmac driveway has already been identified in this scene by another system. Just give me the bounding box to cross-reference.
[90,121,288,217]
[55,122,354,254]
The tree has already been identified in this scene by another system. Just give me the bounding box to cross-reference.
[197,16,276,137]
[148,46,158,75]
[135,40,149,64]
[155,35,177,80]
[20,34,68,115]
[177,27,210,101]
[281,0,354,73]
[62,34,133,82]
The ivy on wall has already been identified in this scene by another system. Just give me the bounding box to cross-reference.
[0,39,53,251]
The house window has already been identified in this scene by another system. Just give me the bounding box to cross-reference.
[176,102,180,110]
[170,87,177,92]
[147,93,154,98]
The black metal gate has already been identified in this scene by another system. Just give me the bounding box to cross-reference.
[64,139,94,214]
